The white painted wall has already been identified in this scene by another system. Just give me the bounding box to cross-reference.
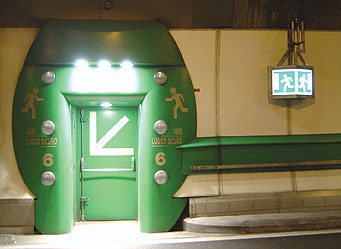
[0,28,38,198]
[171,29,341,137]
[291,31,341,134]
[175,170,341,197]
[170,30,217,137]
[219,30,288,136]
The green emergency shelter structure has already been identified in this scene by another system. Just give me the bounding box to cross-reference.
[13,20,196,233]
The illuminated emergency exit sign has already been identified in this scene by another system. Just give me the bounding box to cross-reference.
[268,66,314,99]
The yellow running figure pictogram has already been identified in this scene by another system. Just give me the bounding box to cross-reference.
[165,87,188,119]
[21,87,44,119]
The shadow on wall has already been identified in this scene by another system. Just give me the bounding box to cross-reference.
[269,99,315,110]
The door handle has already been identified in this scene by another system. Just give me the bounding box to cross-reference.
[131,156,135,171]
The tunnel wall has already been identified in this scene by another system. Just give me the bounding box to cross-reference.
[0,27,340,233]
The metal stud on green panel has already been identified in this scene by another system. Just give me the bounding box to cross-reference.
[41,71,56,84]
[41,120,55,135]
[154,120,168,135]
[154,71,167,84]
[154,170,168,184]
[41,171,56,186]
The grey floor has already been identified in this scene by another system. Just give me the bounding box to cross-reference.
[2,221,341,249]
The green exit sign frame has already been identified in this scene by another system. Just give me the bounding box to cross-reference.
[268,65,315,99]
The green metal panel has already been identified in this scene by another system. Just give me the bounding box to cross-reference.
[24,20,185,66]
[178,135,341,174]
[12,73,74,233]
[178,135,341,149]
[81,108,137,220]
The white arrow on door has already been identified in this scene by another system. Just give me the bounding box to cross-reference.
[89,111,134,156]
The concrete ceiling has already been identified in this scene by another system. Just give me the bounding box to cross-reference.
[0,0,340,30]
[0,0,234,28]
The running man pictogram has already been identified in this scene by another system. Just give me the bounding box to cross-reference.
[281,74,294,92]
[21,87,44,119]
[298,74,307,92]
[165,87,188,119]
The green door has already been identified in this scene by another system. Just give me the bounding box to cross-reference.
[81,108,137,220]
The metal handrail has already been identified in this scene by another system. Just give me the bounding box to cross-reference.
[191,160,341,171]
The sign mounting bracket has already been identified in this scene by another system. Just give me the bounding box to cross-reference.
[277,19,307,66]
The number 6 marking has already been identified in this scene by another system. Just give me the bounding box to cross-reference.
[43,153,54,167]
[155,152,166,166]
